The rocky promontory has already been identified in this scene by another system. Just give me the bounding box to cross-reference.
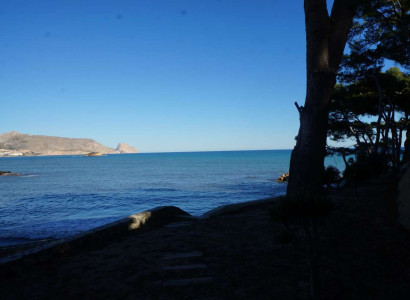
[116,143,138,153]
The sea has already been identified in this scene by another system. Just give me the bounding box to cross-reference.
[0,150,344,246]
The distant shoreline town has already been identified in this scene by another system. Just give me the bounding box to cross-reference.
[0,149,24,157]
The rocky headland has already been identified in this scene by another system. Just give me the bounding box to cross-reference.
[0,131,137,156]
[116,143,138,153]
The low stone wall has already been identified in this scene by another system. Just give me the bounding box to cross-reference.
[0,199,281,266]
[0,206,191,266]
[202,198,276,218]
[398,165,410,230]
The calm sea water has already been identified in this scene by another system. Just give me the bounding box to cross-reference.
[0,150,343,245]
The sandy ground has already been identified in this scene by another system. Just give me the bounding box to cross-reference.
[1,177,410,299]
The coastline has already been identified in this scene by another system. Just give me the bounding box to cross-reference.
[0,151,288,247]
[0,152,129,158]
[0,198,277,264]
[0,149,292,158]
[2,178,410,299]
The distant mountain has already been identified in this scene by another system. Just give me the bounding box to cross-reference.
[0,131,137,156]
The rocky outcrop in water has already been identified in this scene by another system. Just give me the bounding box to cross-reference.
[0,171,19,176]
[276,173,289,183]
[84,152,104,157]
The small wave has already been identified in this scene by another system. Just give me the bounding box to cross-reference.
[0,237,54,247]
[142,188,178,192]
[20,174,38,178]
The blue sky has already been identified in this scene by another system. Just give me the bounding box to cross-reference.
[0,0,330,152]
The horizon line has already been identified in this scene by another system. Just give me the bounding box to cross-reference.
[136,149,293,154]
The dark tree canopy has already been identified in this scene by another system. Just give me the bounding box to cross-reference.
[351,0,410,69]
[328,0,410,172]
[328,68,410,172]
[288,0,409,198]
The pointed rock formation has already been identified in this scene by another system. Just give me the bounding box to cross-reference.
[116,143,138,153]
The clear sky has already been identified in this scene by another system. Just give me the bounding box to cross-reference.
[0,0,330,153]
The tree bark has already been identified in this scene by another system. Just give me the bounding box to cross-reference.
[372,74,384,153]
[397,123,403,170]
[391,107,398,170]
[403,113,410,164]
[287,0,360,198]
[383,106,392,157]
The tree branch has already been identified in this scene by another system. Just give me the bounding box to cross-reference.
[294,101,304,115]
[329,0,361,70]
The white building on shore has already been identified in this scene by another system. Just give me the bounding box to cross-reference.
[0,149,23,157]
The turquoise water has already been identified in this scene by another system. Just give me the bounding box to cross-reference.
[0,150,343,244]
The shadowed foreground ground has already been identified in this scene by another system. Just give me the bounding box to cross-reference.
[1,177,410,299]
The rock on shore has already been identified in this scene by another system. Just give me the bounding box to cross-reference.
[276,173,289,182]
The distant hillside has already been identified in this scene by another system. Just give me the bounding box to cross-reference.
[0,131,137,156]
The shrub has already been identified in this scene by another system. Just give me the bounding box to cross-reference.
[269,194,334,222]
[323,165,341,185]
[343,153,388,182]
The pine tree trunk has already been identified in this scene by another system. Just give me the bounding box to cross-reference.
[287,73,335,197]
[287,0,359,198]
[403,113,410,164]
[373,74,384,153]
